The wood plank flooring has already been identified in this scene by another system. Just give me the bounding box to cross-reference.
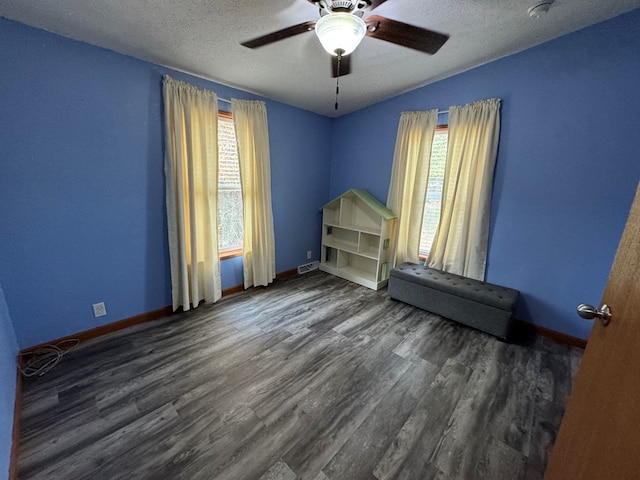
[17,272,583,479]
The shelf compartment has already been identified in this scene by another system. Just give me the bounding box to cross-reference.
[323,246,338,269]
[323,206,340,226]
[336,251,377,278]
[358,232,380,258]
[324,226,359,252]
[340,196,382,233]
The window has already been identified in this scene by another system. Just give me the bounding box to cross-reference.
[419,126,448,258]
[218,111,243,258]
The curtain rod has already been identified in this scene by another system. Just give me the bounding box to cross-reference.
[221,96,449,109]
[218,96,448,110]
[218,97,448,109]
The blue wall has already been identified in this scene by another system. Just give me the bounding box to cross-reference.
[331,9,640,339]
[0,283,18,480]
[0,18,332,348]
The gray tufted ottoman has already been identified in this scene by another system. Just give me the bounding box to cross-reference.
[388,262,519,340]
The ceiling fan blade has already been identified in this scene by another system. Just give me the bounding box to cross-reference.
[364,15,449,55]
[241,21,316,49]
[365,0,389,11]
[332,54,352,77]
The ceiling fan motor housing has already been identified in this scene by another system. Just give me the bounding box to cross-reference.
[317,0,369,14]
[332,1,355,10]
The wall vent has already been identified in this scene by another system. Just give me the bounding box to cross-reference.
[297,261,320,274]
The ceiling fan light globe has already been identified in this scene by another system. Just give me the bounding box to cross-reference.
[315,13,366,56]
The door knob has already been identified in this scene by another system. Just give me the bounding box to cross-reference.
[577,303,611,326]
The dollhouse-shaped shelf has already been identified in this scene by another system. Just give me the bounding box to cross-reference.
[320,189,397,290]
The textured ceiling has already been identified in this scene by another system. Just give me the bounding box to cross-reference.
[2,0,640,117]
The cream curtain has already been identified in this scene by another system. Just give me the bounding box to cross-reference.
[231,99,276,288]
[163,75,221,311]
[427,98,501,280]
[386,110,439,267]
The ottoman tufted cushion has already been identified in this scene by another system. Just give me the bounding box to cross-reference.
[390,263,519,312]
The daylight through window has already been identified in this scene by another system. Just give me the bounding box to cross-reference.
[218,112,243,256]
[419,127,448,258]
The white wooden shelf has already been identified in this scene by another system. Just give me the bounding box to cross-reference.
[319,189,397,291]
[328,222,382,235]
[324,240,359,255]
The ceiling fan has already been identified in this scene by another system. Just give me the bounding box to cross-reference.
[241,0,450,79]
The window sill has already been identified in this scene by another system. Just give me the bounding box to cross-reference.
[220,248,242,260]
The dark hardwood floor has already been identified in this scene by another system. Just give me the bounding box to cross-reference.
[17,271,582,479]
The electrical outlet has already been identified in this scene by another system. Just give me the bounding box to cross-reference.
[307,250,312,259]
[92,302,107,318]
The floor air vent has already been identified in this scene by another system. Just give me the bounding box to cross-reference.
[297,261,319,274]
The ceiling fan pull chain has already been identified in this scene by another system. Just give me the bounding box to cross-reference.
[335,49,343,110]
